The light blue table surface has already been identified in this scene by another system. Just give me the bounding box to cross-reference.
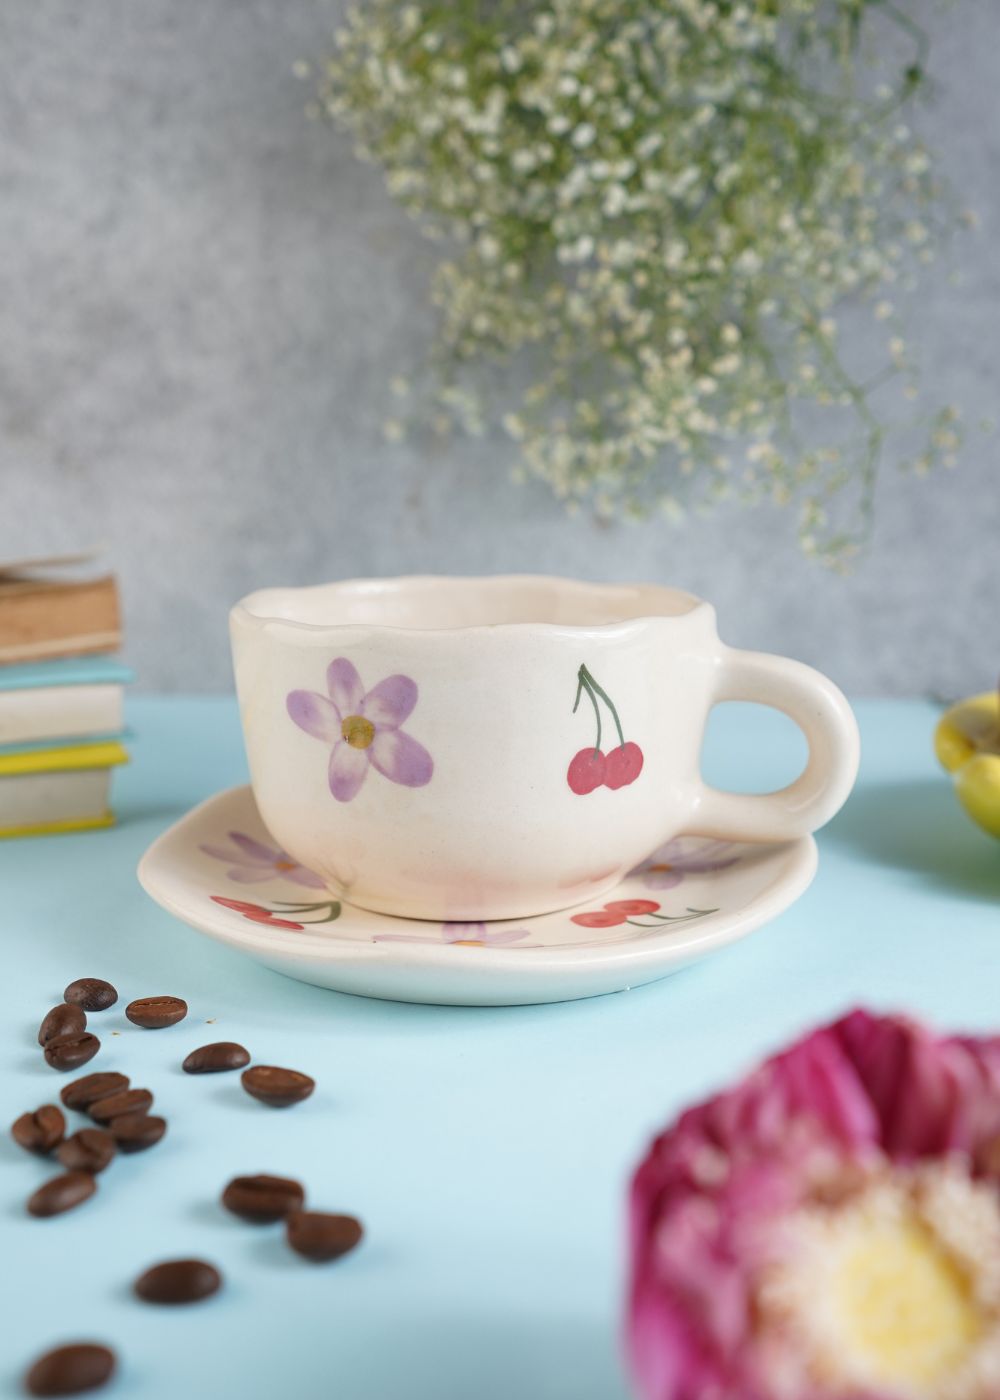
[3,697,1000,1399]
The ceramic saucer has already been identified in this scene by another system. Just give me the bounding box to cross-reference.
[137,786,818,1007]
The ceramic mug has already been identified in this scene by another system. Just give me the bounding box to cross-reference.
[230,575,859,921]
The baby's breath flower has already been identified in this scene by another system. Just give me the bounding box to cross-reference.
[322,0,961,562]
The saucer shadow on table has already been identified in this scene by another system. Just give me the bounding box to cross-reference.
[824,779,1000,900]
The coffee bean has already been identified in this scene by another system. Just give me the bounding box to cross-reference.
[28,1171,97,1218]
[11,1105,65,1155]
[125,995,187,1029]
[24,1342,116,1396]
[221,1174,305,1223]
[109,1113,167,1153]
[57,1129,116,1174]
[134,1259,221,1305]
[38,1004,86,1047]
[286,1211,364,1262]
[63,978,118,1013]
[88,1088,152,1124]
[241,1065,314,1108]
[60,1073,129,1112]
[182,1041,250,1074]
[44,1032,100,1072]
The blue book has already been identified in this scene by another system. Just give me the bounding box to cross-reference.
[0,727,133,757]
[0,656,134,691]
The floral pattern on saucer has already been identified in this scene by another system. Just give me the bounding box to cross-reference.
[629,837,738,890]
[210,895,341,931]
[139,785,818,1004]
[200,831,325,888]
[374,921,532,948]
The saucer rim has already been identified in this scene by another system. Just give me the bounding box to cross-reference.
[137,785,818,975]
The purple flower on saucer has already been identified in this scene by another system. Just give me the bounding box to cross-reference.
[287,658,434,803]
[374,921,531,947]
[630,837,738,890]
[199,831,325,889]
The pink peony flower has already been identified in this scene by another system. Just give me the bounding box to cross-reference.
[287,657,433,803]
[628,1010,1000,1400]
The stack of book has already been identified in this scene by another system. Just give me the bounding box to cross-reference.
[0,557,132,837]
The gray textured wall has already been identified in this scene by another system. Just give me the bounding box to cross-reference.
[1,1,997,696]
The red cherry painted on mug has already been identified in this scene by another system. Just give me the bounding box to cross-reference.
[604,742,644,790]
[567,748,607,795]
[603,899,660,916]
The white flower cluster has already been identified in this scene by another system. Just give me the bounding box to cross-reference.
[322,0,959,560]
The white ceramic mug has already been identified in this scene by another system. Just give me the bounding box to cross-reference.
[230,575,859,921]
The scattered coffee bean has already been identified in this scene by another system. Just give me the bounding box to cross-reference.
[286,1211,364,1262]
[57,1129,117,1174]
[241,1065,314,1108]
[27,1171,97,1218]
[125,995,187,1029]
[109,1113,167,1154]
[182,1041,250,1074]
[88,1088,152,1124]
[44,1032,100,1072]
[24,1342,116,1397]
[11,1105,65,1155]
[38,1004,86,1047]
[221,1173,305,1223]
[63,978,118,1013]
[133,1258,221,1305]
[60,1072,129,1112]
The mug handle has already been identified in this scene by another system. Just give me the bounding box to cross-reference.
[690,647,860,842]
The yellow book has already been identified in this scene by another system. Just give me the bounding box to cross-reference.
[0,740,128,836]
[0,740,128,777]
[0,812,116,839]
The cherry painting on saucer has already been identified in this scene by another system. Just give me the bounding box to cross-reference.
[567,663,644,795]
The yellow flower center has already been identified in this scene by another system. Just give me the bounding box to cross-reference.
[341,714,375,749]
[451,939,485,947]
[829,1214,981,1391]
[760,1163,1000,1399]
[274,860,296,871]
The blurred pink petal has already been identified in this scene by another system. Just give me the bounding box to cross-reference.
[627,1010,1000,1400]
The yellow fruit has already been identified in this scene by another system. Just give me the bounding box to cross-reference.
[935,691,1000,839]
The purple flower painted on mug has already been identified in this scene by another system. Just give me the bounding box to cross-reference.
[374,921,531,947]
[200,831,326,889]
[287,658,433,803]
[629,837,738,890]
